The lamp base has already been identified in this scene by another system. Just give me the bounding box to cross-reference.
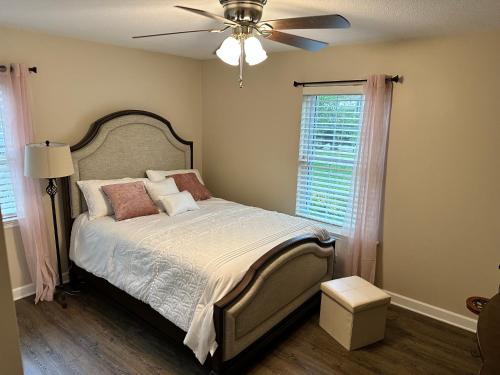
[54,286,68,309]
[54,283,81,309]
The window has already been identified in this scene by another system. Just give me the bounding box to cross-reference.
[296,87,364,228]
[0,90,17,220]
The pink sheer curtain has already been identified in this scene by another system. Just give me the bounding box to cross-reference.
[0,64,56,302]
[345,74,393,283]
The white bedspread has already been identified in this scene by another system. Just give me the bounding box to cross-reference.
[70,198,325,363]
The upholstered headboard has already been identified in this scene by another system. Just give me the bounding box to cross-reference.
[67,110,193,218]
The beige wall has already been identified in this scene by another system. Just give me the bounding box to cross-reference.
[0,26,203,290]
[202,31,500,317]
[2,24,499,319]
[0,209,23,374]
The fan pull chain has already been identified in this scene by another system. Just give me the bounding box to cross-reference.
[239,38,244,88]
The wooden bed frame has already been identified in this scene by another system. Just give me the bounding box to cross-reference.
[61,110,335,374]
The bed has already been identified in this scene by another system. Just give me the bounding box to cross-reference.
[61,110,335,374]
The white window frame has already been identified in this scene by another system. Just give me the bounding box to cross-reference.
[295,84,364,233]
[0,88,18,223]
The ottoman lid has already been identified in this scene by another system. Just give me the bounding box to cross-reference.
[321,276,391,313]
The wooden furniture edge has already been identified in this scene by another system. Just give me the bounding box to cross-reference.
[214,235,334,311]
[477,293,500,374]
[71,109,193,157]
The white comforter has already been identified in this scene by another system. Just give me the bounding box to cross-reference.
[70,198,325,363]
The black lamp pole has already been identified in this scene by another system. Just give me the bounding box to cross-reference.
[46,180,63,287]
[44,140,66,307]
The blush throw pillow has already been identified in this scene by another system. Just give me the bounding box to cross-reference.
[102,181,159,221]
[145,177,179,209]
[170,172,212,201]
[159,191,199,216]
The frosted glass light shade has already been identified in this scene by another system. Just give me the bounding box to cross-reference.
[24,142,74,178]
[216,37,241,66]
[244,36,267,66]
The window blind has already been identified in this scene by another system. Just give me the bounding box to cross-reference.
[296,93,364,227]
[0,91,17,220]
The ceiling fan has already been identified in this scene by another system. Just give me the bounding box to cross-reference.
[133,0,350,87]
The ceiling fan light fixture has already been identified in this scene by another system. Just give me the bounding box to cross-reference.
[216,36,241,66]
[244,36,267,65]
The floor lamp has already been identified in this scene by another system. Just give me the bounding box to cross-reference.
[24,141,74,306]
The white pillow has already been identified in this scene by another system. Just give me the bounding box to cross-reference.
[146,169,204,184]
[159,191,199,216]
[77,178,133,220]
[145,178,179,209]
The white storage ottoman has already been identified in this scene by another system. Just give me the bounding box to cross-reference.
[319,276,391,350]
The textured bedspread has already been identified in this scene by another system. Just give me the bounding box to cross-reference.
[70,198,324,363]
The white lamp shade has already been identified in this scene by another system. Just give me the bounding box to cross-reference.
[24,142,74,178]
[244,36,267,66]
[216,36,241,66]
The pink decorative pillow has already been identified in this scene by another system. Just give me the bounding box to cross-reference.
[102,182,159,221]
[170,173,212,201]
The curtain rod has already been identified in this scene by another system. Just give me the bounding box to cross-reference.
[0,65,38,74]
[293,75,400,87]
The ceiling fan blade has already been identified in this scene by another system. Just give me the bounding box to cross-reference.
[260,14,350,30]
[266,31,328,52]
[132,28,227,39]
[174,5,239,26]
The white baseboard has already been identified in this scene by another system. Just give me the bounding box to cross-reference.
[385,290,477,333]
[12,283,37,301]
[12,272,70,301]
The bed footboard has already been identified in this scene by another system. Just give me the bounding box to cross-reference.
[213,234,335,372]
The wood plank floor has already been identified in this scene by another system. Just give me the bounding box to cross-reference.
[16,291,481,375]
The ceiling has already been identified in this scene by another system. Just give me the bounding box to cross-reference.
[0,0,499,59]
